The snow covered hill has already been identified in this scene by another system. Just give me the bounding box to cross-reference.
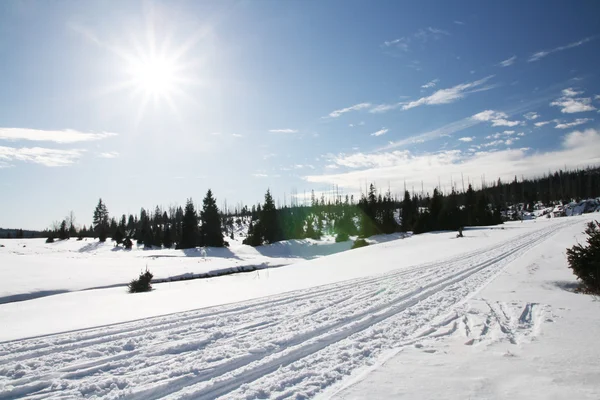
[0,216,599,399]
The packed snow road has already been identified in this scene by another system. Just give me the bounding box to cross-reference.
[0,218,580,399]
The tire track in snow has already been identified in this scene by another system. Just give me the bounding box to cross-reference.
[0,219,579,399]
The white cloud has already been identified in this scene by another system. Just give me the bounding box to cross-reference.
[98,152,119,158]
[403,76,495,110]
[370,128,389,137]
[0,128,117,143]
[471,110,507,122]
[269,129,298,134]
[518,132,525,137]
[383,37,410,51]
[421,79,439,89]
[498,55,517,67]
[471,110,522,127]
[454,20,464,25]
[305,129,600,194]
[369,102,404,113]
[380,115,483,150]
[550,89,596,113]
[550,88,596,113]
[534,121,552,127]
[0,146,84,167]
[232,133,243,138]
[383,27,449,52]
[327,103,372,118]
[503,130,515,135]
[562,88,582,97]
[529,37,594,62]
[491,119,521,127]
[554,118,593,129]
[210,132,222,136]
[458,137,474,142]
[523,112,539,120]
[252,173,268,177]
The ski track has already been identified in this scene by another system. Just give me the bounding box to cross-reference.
[0,219,579,399]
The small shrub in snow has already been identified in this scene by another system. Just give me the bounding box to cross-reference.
[45,237,55,243]
[335,232,350,242]
[351,238,369,249]
[128,269,154,293]
[567,220,600,294]
[123,237,133,250]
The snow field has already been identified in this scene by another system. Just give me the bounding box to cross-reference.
[0,217,585,399]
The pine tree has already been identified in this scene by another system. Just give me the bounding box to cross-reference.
[58,220,68,240]
[179,198,199,249]
[567,220,600,294]
[200,189,225,247]
[92,198,109,242]
[401,190,414,232]
[163,224,173,248]
[465,184,476,226]
[261,189,281,244]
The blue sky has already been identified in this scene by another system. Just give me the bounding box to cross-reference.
[1,0,600,229]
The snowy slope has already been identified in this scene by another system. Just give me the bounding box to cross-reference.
[0,235,361,303]
[325,216,600,400]
[1,216,597,399]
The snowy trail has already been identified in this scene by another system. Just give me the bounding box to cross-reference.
[0,219,579,399]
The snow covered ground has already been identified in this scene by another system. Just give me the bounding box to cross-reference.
[0,234,371,303]
[0,216,599,399]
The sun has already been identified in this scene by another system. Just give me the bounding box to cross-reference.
[126,54,179,97]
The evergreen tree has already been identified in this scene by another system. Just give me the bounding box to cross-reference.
[401,190,414,232]
[179,198,199,249]
[465,184,476,226]
[59,220,68,240]
[163,224,173,248]
[200,189,225,247]
[92,198,109,242]
[261,189,281,244]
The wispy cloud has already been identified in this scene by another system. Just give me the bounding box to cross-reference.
[528,36,595,62]
[497,55,517,67]
[421,79,439,89]
[305,129,600,194]
[269,129,298,134]
[555,118,593,129]
[327,103,372,118]
[471,110,522,127]
[252,173,268,178]
[454,20,464,25]
[210,132,222,136]
[232,133,243,138]
[98,151,119,158]
[402,75,495,110]
[0,146,84,167]
[534,121,552,127]
[486,130,518,139]
[458,137,474,142]
[379,116,482,150]
[370,128,389,137]
[369,102,405,113]
[382,27,450,53]
[0,128,117,143]
[550,88,596,113]
[523,112,540,120]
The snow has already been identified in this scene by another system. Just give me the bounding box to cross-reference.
[0,215,599,399]
[0,235,360,303]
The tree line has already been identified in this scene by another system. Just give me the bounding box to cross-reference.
[14,165,600,246]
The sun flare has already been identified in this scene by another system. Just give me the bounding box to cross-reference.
[127,55,179,97]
